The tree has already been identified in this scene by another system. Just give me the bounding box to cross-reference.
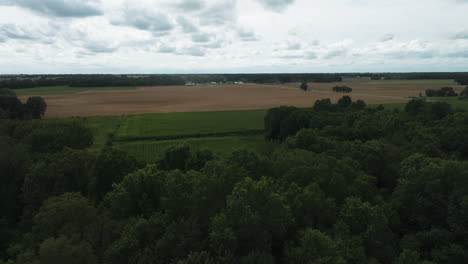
[332,86,352,93]
[39,236,97,264]
[22,148,94,216]
[264,106,299,141]
[313,98,334,112]
[33,193,99,244]
[351,99,366,110]
[300,82,308,91]
[286,228,344,264]
[102,165,163,219]
[336,197,397,263]
[25,97,47,119]
[425,87,457,97]
[337,96,352,108]
[0,95,23,119]
[0,89,16,97]
[210,177,292,261]
[27,122,94,153]
[89,148,138,201]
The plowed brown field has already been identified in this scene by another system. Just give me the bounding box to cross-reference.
[19,80,463,118]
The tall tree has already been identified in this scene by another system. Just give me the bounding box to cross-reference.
[26,97,47,119]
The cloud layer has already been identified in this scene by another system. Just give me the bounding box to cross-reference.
[1,0,102,17]
[0,0,467,73]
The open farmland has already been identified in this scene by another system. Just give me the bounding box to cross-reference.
[17,79,463,118]
[115,110,265,141]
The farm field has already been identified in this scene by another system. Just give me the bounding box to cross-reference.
[17,79,464,118]
[43,109,268,162]
[116,110,265,141]
[37,80,468,163]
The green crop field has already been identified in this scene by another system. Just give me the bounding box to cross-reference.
[116,109,266,141]
[14,86,137,96]
[42,109,269,161]
[116,135,268,164]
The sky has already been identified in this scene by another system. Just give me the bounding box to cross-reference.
[0,0,467,74]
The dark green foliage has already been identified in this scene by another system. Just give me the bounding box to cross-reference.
[2,97,468,264]
[0,89,16,97]
[313,98,334,111]
[264,106,299,140]
[0,95,23,119]
[27,122,93,153]
[22,148,95,216]
[160,143,214,171]
[337,95,352,108]
[300,82,308,91]
[38,236,97,264]
[25,97,47,119]
[286,229,344,264]
[0,90,47,120]
[351,99,366,110]
[89,148,139,202]
[425,87,457,97]
[333,86,353,93]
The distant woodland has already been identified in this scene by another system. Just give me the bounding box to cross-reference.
[1,72,467,89]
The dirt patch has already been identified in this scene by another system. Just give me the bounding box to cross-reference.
[19,81,459,118]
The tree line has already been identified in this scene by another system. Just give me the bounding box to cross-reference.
[1,93,468,263]
[0,74,345,89]
[342,72,468,82]
[0,89,47,119]
[332,86,353,93]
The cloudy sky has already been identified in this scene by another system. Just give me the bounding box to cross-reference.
[0,0,467,73]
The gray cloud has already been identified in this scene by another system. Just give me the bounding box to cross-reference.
[287,42,301,50]
[380,33,394,42]
[238,29,258,41]
[1,0,102,17]
[200,0,236,25]
[256,0,295,11]
[453,29,468,39]
[0,24,37,40]
[386,50,436,59]
[113,8,173,35]
[192,32,212,43]
[446,50,468,58]
[279,55,303,59]
[177,16,198,33]
[324,50,347,59]
[203,40,224,49]
[84,42,118,53]
[158,44,176,53]
[182,46,205,56]
[306,52,317,59]
[174,0,204,12]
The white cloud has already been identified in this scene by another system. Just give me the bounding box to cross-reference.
[1,0,468,73]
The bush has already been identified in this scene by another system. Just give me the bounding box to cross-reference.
[425,87,457,97]
[332,86,353,93]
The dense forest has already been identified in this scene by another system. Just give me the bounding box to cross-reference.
[1,89,468,264]
[1,72,468,89]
